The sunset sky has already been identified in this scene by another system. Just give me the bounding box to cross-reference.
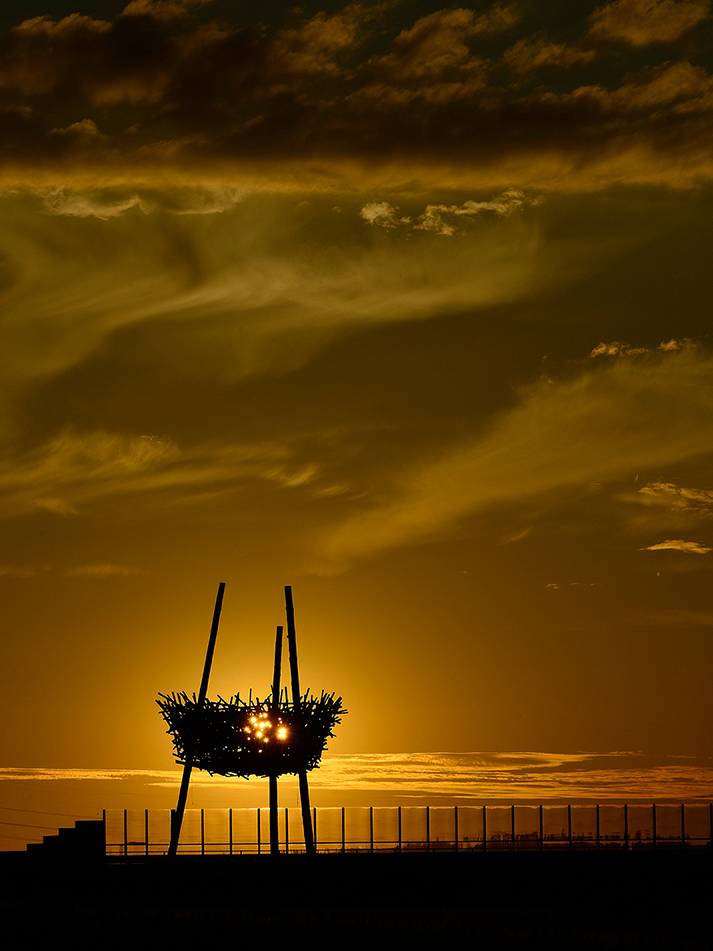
[2,0,713,845]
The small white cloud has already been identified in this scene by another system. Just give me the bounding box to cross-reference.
[414,205,457,235]
[591,338,693,358]
[359,201,410,228]
[640,539,712,554]
[34,497,79,516]
[362,189,538,235]
[65,563,140,577]
[44,190,146,219]
[0,565,39,578]
[415,189,539,236]
[637,481,713,513]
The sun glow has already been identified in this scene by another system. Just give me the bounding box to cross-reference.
[242,711,289,744]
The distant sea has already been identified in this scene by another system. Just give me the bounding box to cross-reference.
[2,751,712,851]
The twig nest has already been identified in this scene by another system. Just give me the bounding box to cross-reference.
[157,690,346,778]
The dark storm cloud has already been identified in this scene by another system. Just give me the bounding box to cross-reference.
[1,0,712,188]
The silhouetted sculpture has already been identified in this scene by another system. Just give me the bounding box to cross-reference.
[158,584,345,857]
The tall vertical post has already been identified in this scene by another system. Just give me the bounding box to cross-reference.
[168,582,225,858]
[539,805,544,851]
[284,585,316,855]
[269,626,283,856]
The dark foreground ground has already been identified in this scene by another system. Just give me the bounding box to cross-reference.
[2,849,710,947]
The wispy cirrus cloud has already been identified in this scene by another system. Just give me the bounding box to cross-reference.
[637,481,713,513]
[64,563,140,577]
[316,348,713,567]
[640,538,712,553]
[7,752,711,802]
[0,429,318,519]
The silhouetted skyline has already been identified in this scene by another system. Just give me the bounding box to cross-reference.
[1,2,712,804]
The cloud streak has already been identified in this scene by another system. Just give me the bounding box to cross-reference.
[640,538,712,553]
[317,349,713,565]
[5,752,712,802]
[0,428,327,519]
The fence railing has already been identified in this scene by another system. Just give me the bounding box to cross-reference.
[104,803,713,857]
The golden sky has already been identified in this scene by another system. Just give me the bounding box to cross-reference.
[2,0,713,781]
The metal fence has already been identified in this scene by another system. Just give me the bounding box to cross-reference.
[104,803,713,857]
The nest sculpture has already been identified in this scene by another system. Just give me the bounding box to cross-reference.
[160,583,344,857]
[157,689,345,779]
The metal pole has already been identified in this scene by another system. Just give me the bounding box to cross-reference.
[342,806,345,853]
[269,626,283,857]
[426,805,430,853]
[398,806,402,853]
[624,804,628,850]
[483,805,487,852]
[370,806,374,852]
[145,809,149,857]
[568,804,572,851]
[652,803,656,851]
[681,803,685,849]
[168,583,226,858]
[454,805,458,852]
[285,585,315,855]
[229,808,233,855]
